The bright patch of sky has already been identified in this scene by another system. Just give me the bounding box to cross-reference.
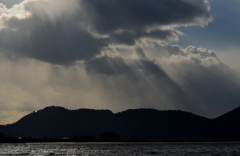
[0,0,23,8]
[178,0,240,67]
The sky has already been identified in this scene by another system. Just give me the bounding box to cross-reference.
[0,0,240,124]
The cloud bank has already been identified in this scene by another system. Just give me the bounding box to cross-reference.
[0,0,212,64]
[0,0,239,124]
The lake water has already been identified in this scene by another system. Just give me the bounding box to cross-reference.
[0,142,239,155]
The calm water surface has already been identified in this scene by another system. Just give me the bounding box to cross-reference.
[0,142,239,155]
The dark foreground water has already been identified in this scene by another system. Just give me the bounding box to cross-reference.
[0,142,240,155]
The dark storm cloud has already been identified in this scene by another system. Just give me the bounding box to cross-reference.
[0,0,212,64]
[81,0,212,33]
[0,16,106,64]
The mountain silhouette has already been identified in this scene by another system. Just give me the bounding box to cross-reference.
[209,107,240,138]
[0,106,240,140]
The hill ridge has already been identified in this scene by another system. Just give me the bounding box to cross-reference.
[0,106,239,140]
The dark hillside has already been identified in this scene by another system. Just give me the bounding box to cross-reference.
[115,109,210,139]
[4,106,115,138]
[210,106,240,138]
[0,106,240,140]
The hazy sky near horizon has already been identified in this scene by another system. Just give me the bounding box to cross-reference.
[0,0,240,124]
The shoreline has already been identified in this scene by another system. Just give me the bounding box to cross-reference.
[1,138,240,143]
